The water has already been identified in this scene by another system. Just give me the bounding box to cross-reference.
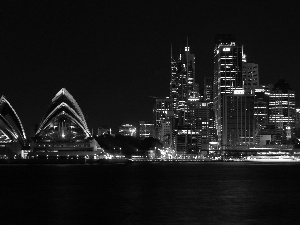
[1,162,300,225]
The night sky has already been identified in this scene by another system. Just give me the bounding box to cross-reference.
[1,1,299,136]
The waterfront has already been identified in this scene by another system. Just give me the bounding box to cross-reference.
[1,162,300,225]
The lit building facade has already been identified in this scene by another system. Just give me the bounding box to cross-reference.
[118,124,137,137]
[97,126,112,136]
[254,86,270,144]
[170,44,196,112]
[203,77,216,148]
[268,80,296,144]
[170,44,199,123]
[213,34,243,149]
[257,124,276,145]
[139,121,154,139]
[194,101,216,150]
[174,99,202,154]
[169,43,204,153]
[204,77,214,102]
[243,62,259,94]
[154,98,174,148]
[224,90,255,147]
[31,88,100,158]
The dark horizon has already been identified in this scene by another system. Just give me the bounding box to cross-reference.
[1,1,299,136]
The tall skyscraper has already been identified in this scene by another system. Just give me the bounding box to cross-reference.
[202,77,216,149]
[213,34,243,149]
[170,42,198,123]
[169,43,201,154]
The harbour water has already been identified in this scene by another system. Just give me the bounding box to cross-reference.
[1,162,300,225]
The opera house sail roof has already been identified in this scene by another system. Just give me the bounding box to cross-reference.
[0,96,27,145]
[35,88,91,141]
[30,88,101,158]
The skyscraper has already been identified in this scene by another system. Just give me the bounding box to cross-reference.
[175,99,201,154]
[213,34,243,149]
[169,43,201,154]
[224,91,255,146]
[254,85,270,144]
[202,77,217,149]
[170,42,198,124]
[268,79,296,144]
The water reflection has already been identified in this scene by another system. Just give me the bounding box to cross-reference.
[1,163,300,224]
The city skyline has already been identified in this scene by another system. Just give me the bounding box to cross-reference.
[1,1,299,135]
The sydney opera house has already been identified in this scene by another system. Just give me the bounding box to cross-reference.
[0,95,28,158]
[30,88,102,159]
[0,88,102,160]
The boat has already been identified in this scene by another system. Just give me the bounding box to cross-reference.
[246,155,299,162]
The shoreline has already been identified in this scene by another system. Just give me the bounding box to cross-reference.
[2,158,300,164]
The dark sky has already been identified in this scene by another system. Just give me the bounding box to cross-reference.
[1,1,299,136]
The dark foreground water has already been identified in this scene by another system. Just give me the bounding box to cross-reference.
[1,162,300,225]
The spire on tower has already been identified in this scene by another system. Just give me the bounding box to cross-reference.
[171,43,173,60]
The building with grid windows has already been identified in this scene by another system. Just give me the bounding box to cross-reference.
[224,90,255,147]
[139,121,154,139]
[268,80,296,144]
[213,34,244,149]
[243,62,259,94]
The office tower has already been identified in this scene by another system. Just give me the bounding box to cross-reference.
[192,101,216,150]
[174,99,202,154]
[254,85,270,144]
[139,121,154,139]
[213,34,243,149]
[243,62,259,94]
[119,124,137,137]
[204,77,216,131]
[224,90,255,147]
[268,79,296,144]
[170,43,198,122]
[201,77,217,149]
[168,43,201,153]
[154,98,174,148]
